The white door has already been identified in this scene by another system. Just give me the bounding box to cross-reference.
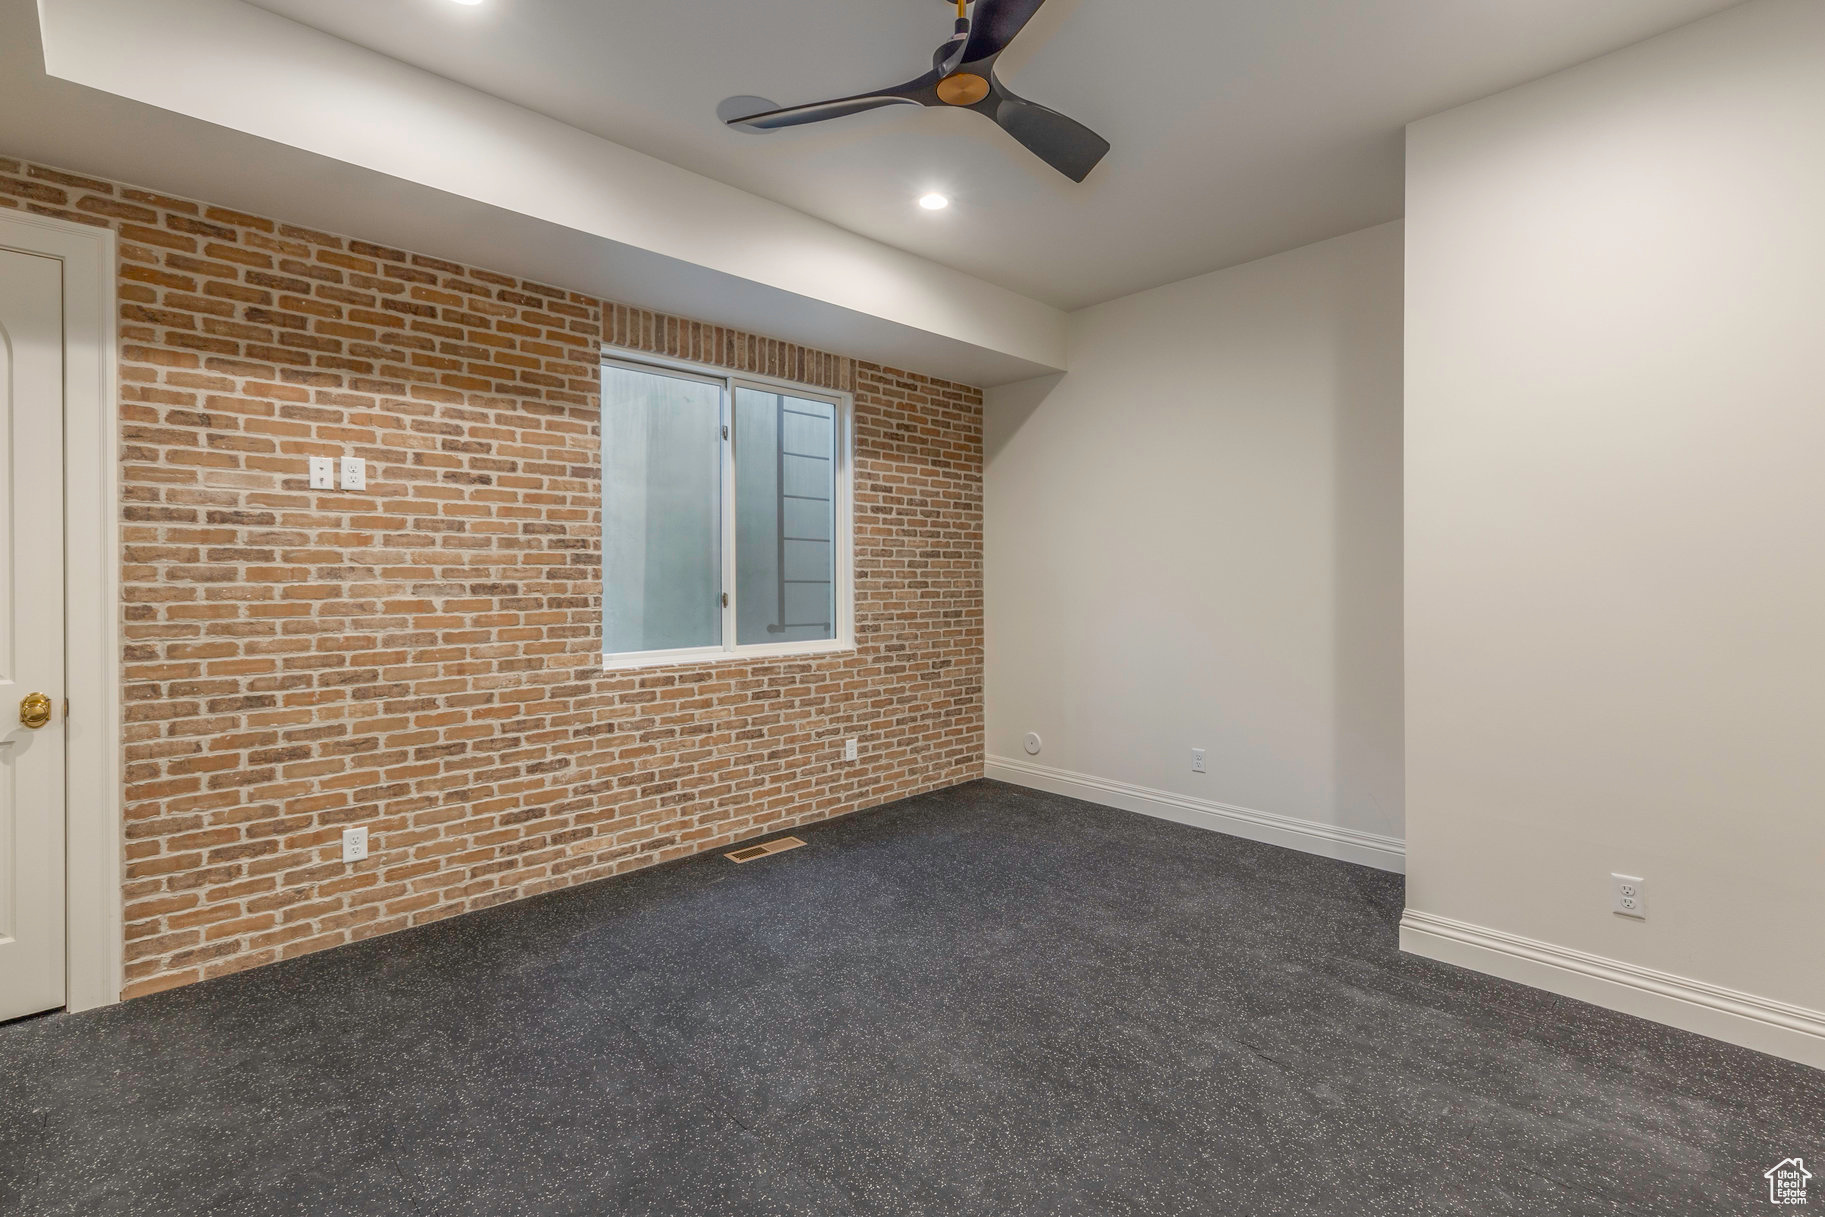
[0,247,67,1021]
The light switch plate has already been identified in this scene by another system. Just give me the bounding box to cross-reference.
[308,456,334,489]
[339,456,366,491]
[844,738,859,762]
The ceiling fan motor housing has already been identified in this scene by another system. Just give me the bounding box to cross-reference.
[937,73,991,106]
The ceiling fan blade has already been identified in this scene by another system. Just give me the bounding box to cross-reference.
[962,0,1050,63]
[724,76,939,132]
[987,80,1109,182]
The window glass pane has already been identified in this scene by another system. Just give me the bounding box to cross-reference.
[735,387,837,645]
[602,365,723,654]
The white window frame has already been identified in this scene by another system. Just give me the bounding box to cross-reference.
[600,350,855,670]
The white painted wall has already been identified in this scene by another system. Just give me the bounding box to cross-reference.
[1403,0,1825,1056]
[985,222,1405,870]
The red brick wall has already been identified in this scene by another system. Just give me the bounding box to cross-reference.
[1,157,985,1000]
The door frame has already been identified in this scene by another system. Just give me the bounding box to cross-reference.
[0,211,121,1012]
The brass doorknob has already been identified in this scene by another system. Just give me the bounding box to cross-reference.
[19,693,52,729]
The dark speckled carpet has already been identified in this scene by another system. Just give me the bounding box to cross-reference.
[2,779,1820,1216]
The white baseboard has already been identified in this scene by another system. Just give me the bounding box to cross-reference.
[984,755,1405,873]
[1401,909,1825,1071]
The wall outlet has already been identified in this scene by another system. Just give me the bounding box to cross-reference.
[844,738,858,762]
[308,456,335,489]
[1192,748,1207,774]
[339,456,366,491]
[1611,873,1646,919]
[342,826,369,863]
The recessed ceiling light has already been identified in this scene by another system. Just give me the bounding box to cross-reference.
[918,193,950,211]
[449,0,484,6]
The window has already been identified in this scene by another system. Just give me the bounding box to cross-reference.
[600,355,851,666]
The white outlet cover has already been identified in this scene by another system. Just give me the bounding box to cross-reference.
[844,738,858,761]
[342,826,369,863]
[1192,748,1207,773]
[339,456,366,490]
[1023,732,1042,755]
[1611,873,1646,919]
[308,456,334,489]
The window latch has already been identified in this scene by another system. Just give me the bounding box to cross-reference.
[721,592,729,607]
[721,424,729,440]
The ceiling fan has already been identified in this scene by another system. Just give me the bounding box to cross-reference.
[720,0,1109,183]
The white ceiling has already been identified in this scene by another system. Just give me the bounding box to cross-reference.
[13,0,1071,383]
[244,0,1741,310]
